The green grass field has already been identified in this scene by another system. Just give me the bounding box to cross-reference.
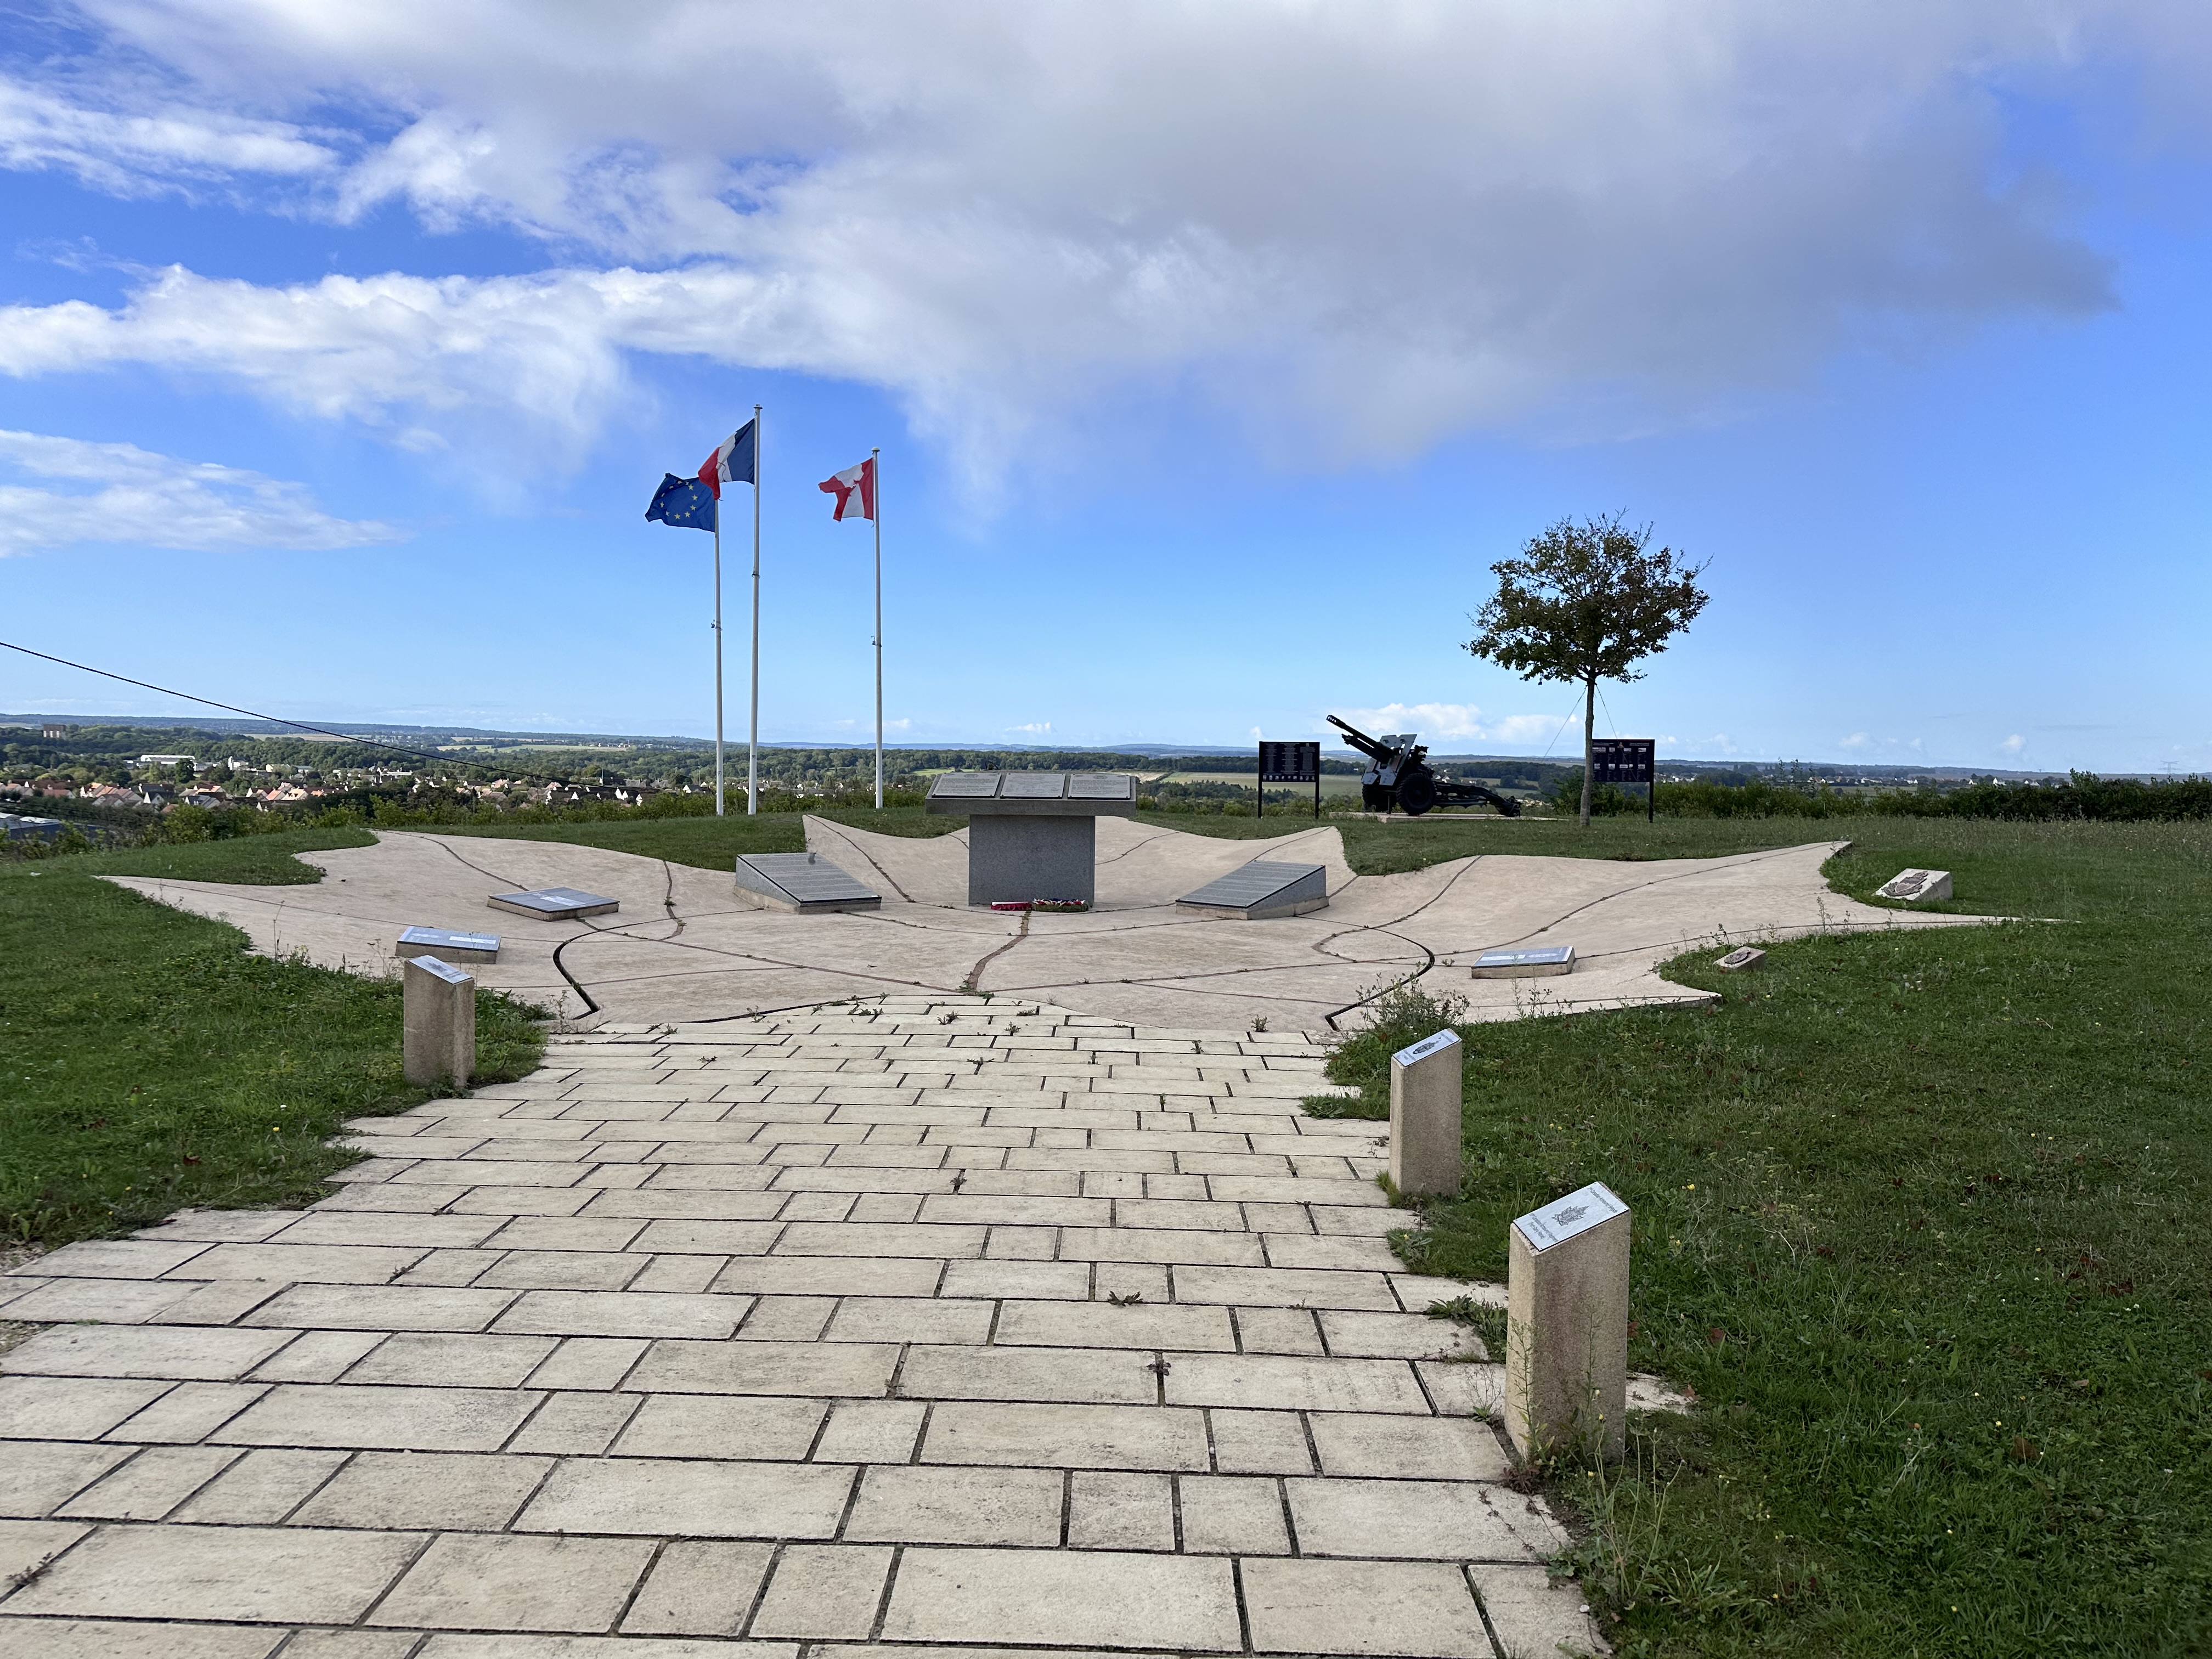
[1314,817,2212,1657]
[1,830,545,1244]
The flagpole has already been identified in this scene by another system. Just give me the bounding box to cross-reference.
[712,509,725,817]
[872,446,883,810]
[749,404,762,816]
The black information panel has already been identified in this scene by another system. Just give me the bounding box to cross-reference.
[1257,741,1321,782]
[1256,740,1324,820]
[1589,738,1656,785]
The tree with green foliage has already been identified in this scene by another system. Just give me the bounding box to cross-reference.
[1466,514,1709,827]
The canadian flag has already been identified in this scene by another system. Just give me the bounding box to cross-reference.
[818,455,877,522]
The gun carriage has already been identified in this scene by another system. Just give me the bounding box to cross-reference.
[1326,715,1523,817]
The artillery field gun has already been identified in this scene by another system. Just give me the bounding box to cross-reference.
[1327,715,1523,817]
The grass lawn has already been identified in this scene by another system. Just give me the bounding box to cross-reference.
[1,829,546,1245]
[1317,816,2212,1657]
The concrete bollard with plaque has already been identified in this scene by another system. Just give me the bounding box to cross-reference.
[1505,1181,1630,1463]
[402,955,476,1090]
[1389,1029,1462,1199]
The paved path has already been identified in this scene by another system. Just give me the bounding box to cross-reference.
[111,819,1985,1032]
[0,997,1601,1658]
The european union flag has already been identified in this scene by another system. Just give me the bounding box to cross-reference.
[645,472,716,532]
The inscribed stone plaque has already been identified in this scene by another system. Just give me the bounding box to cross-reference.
[1067,772,1137,800]
[1471,945,1575,978]
[408,954,473,986]
[929,772,1003,799]
[1876,868,1953,902]
[998,772,1069,799]
[487,887,620,920]
[1176,860,1328,920]
[1393,1030,1458,1069]
[397,926,501,963]
[1716,946,1765,972]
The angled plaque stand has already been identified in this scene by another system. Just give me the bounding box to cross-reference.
[924,772,1139,906]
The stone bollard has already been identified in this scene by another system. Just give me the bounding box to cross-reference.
[402,955,475,1090]
[1505,1181,1630,1463]
[1389,1029,1462,1199]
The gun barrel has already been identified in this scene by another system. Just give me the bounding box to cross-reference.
[1326,714,1388,758]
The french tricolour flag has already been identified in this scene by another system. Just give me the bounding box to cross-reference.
[819,456,876,521]
[698,419,757,499]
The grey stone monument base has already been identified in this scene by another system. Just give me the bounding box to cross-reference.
[1506,1181,1630,1464]
[1716,946,1766,972]
[1389,1029,1462,1199]
[968,815,1097,907]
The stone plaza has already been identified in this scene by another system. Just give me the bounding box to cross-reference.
[0,815,1994,1656]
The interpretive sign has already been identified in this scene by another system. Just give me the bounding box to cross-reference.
[397,926,501,963]
[1589,739,1656,785]
[1256,740,1323,819]
[1591,737,1658,822]
[1471,945,1576,978]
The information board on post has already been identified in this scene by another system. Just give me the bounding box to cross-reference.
[1256,740,1323,819]
[1589,738,1658,822]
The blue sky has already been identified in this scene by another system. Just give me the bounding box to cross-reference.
[3,3,2210,771]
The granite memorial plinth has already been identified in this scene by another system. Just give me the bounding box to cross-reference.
[925,771,1139,907]
[1177,859,1329,920]
[1389,1029,1462,1199]
[397,926,501,964]
[1506,1180,1630,1463]
[487,886,620,921]
[402,954,475,1089]
[733,851,882,914]
[1877,868,1953,903]
[1472,945,1576,979]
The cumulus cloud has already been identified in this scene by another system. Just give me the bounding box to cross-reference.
[4,2,2207,477]
[0,428,405,555]
[1329,702,1574,748]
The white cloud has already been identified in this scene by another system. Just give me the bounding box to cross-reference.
[0,429,405,555]
[5,2,2207,477]
[1999,733,2028,755]
[1839,732,1873,751]
[1330,702,1575,748]
[1007,721,1052,736]
[0,78,335,195]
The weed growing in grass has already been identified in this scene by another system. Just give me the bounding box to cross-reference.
[1304,978,1470,1120]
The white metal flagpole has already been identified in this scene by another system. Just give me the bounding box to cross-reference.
[712,505,724,817]
[749,404,763,816]
[872,446,883,810]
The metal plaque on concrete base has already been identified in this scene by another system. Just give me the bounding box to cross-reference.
[1876,868,1953,903]
[1506,1181,1630,1463]
[1472,945,1576,978]
[1389,1029,1462,1199]
[397,926,501,964]
[1176,860,1329,920]
[487,887,620,921]
[1716,946,1765,972]
[733,852,882,914]
[402,954,475,1090]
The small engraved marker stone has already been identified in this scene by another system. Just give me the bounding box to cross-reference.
[1389,1029,1462,1200]
[1506,1180,1630,1463]
[1471,945,1575,979]
[1716,947,1765,972]
[402,955,475,1090]
[1876,868,1953,903]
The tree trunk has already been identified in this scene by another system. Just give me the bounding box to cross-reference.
[1579,675,1595,828]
